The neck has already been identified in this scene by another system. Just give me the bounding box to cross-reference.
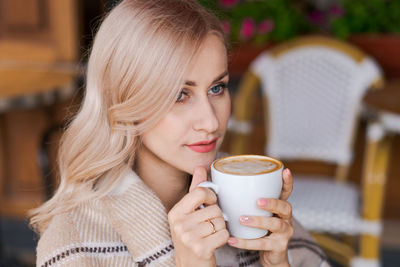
[135,146,191,212]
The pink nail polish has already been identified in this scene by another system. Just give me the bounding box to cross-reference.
[240,216,251,223]
[228,237,237,245]
[258,198,268,207]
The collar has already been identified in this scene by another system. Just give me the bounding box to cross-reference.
[100,169,174,262]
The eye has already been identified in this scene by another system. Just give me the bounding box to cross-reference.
[209,83,227,96]
[176,90,189,103]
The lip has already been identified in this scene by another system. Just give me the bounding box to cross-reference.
[186,138,217,153]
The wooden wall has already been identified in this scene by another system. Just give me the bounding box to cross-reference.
[0,0,101,218]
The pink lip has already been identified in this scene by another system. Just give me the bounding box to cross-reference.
[186,138,217,153]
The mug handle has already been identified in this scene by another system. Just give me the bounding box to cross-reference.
[198,181,219,194]
[197,181,229,221]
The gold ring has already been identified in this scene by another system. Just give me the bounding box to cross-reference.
[207,219,216,234]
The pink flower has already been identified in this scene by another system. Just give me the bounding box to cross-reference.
[258,19,275,34]
[329,5,344,17]
[240,18,256,41]
[308,10,325,25]
[221,20,231,35]
[219,0,239,8]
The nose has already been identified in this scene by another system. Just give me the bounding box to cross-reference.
[192,97,219,133]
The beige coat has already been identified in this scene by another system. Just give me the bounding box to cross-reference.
[37,169,330,267]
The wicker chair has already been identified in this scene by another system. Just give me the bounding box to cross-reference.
[230,36,390,267]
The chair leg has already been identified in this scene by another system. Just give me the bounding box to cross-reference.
[357,124,393,267]
[360,234,380,259]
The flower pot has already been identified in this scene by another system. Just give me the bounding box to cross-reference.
[349,34,400,79]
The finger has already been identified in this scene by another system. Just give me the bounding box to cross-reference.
[189,166,208,192]
[186,229,229,259]
[175,187,217,215]
[191,204,223,223]
[257,198,292,220]
[198,217,226,237]
[238,216,289,233]
[202,228,230,252]
[280,168,293,201]
[189,229,229,260]
[182,204,223,229]
[227,235,288,253]
[178,217,227,256]
[227,236,275,251]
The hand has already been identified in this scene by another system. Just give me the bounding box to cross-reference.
[168,167,229,267]
[227,168,294,267]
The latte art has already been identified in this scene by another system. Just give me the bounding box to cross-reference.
[214,156,281,175]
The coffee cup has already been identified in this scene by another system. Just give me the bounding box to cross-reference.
[198,155,283,239]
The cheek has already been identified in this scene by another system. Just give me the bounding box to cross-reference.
[217,96,231,128]
[141,117,169,148]
[145,113,190,145]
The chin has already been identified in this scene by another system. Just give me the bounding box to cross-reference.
[185,153,217,173]
[200,153,218,168]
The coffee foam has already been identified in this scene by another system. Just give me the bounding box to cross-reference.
[214,156,280,175]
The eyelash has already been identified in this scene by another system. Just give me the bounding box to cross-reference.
[209,82,227,96]
[176,82,227,103]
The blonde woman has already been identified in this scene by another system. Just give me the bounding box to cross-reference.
[30,0,329,266]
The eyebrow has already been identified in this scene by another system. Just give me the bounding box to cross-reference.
[184,70,229,86]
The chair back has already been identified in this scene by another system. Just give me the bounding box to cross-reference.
[250,36,382,165]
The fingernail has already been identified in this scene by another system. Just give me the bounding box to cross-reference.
[240,216,252,223]
[258,198,268,207]
[228,237,237,245]
[284,168,291,175]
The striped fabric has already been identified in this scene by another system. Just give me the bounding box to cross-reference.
[36,168,329,266]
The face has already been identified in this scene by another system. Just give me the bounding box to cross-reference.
[139,34,231,175]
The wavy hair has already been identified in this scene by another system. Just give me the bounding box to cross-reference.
[30,0,225,233]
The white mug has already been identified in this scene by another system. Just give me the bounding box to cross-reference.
[199,155,283,239]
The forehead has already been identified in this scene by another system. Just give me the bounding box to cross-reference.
[184,34,228,84]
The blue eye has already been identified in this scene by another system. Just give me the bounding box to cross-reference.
[209,83,227,95]
[176,91,183,101]
[176,90,188,102]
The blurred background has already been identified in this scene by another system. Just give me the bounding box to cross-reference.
[0,0,399,266]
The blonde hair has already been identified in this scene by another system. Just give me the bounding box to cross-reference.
[30,0,225,233]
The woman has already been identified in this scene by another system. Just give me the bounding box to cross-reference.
[30,0,329,266]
